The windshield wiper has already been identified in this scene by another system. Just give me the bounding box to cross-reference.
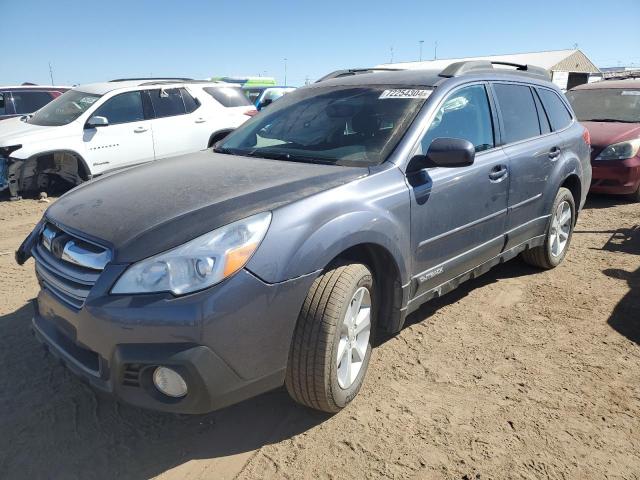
[244,150,337,165]
[584,118,635,123]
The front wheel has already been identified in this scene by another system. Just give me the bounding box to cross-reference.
[285,263,375,413]
[521,187,576,269]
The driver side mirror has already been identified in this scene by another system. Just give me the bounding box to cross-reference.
[85,115,109,129]
[407,137,475,172]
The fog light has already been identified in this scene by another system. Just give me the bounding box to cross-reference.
[153,366,188,398]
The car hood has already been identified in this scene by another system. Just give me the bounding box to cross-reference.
[0,116,73,148]
[45,150,368,263]
[582,121,640,158]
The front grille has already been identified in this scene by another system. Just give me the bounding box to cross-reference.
[32,222,111,310]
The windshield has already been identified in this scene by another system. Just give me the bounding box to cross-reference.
[218,85,431,166]
[27,90,101,126]
[566,88,640,123]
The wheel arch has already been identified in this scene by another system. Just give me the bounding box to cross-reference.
[7,149,91,197]
[327,242,406,335]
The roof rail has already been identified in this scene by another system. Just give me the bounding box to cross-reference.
[109,77,193,82]
[439,61,551,80]
[315,67,404,83]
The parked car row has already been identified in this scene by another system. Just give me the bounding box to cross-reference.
[17,60,593,414]
[0,79,256,198]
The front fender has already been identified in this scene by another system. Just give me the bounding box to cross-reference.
[246,167,411,285]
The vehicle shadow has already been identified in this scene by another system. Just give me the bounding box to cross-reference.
[0,302,326,480]
[582,193,635,210]
[604,266,640,346]
[573,224,640,255]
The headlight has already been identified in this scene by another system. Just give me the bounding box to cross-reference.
[111,212,271,295]
[595,139,640,161]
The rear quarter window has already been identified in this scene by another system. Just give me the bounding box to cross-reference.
[0,93,5,115]
[204,87,252,107]
[537,88,573,131]
[493,83,541,144]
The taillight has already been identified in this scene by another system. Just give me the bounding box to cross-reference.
[582,127,591,146]
[244,109,258,117]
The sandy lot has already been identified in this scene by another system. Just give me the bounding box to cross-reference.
[0,195,638,480]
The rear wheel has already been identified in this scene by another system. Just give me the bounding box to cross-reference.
[521,187,575,269]
[285,263,375,413]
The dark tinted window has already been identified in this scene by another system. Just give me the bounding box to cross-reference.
[420,84,494,153]
[493,84,540,143]
[149,88,186,117]
[94,91,144,124]
[11,91,54,114]
[204,87,252,107]
[0,93,5,115]
[532,89,551,134]
[180,88,199,113]
[537,88,572,130]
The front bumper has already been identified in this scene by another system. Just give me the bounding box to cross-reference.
[589,156,640,195]
[32,267,316,414]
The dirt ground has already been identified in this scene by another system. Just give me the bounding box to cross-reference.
[0,194,638,480]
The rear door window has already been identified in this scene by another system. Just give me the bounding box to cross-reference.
[10,91,55,114]
[493,83,541,144]
[149,88,186,118]
[420,84,495,153]
[93,91,145,124]
[0,93,5,115]
[537,88,573,131]
[203,87,252,107]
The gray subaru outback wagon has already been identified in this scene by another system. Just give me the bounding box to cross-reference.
[17,61,591,414]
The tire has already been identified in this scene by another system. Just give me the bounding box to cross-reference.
[630,185,640,203]
[285,263,375,413]
[521,187,576,269]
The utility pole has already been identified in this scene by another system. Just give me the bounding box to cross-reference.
[390,46,394,64]
[284,58,287,85]
[434,41,438,60]
[48,62,54,85]
[419,40,424,61]
[304,76,310,85]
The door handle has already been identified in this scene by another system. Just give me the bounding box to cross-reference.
[195,118,206,123]
[549,147,561,159]
[134,127,148,133]
[489,165,508,181]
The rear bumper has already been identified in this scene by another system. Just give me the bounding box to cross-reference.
[589,156,640,195]
[31,268,316,414]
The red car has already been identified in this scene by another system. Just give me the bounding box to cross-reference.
[566,79,640,202]
[0,85,69,121]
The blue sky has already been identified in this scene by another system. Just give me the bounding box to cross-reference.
[3,0,639,86]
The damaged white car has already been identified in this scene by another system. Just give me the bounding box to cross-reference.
[0,78,256,199]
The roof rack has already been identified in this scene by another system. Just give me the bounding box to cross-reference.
[439,61,550,80]
[109,77,193,82]
[315,68,404,83]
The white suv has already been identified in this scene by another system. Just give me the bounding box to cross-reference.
[0,78,256,199]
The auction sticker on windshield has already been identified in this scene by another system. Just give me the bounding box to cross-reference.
[379,89,432,99]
